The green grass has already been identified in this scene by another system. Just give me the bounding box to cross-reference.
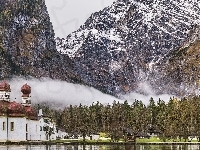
[136,137,199,143]
[136,137,162,143]
[99,132,107,138]
[51,139,110,143]
[50,139,79,143]
[51,137,199,143]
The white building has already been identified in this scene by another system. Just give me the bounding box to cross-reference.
[78,134,100,141]
[56,128,68,140]
[0,81,63,142]
[38,114,57,141]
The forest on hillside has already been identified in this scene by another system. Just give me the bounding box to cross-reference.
[36,96,200,142]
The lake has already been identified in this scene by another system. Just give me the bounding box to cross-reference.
[0,144,200,150]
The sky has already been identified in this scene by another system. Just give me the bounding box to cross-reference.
[45,0,115,38]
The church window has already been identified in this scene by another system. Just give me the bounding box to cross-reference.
[11,122,14,131]
[3,122,5,130]
[26,124,28,132]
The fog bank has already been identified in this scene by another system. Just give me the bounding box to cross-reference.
[8,77,122,107]
[6,78,174,108]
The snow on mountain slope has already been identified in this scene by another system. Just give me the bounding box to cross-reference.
[56,0,200,96]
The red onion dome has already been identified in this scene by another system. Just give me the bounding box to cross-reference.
[25,106,38,120]
[0,81,11,92]
[21,83,31,97]
[7,101,25,117]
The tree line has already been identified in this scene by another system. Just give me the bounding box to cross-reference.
[36,96,200,141]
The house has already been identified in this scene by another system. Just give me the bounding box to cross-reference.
[38,110,57,141]
[78,134,100,140]
[56,128,68,140]
[146,125,161,137]
[0,81,63,142]
[123,128,135,141]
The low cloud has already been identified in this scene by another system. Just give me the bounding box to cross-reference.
[120,82,175,105]
[8,77,122,107]
[6,77,175,108]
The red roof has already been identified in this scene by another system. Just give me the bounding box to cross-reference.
[8,101,25,117]
[25,106,38,120]
[0,101,37,120]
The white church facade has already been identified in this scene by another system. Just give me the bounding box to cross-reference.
[0,81,66,142]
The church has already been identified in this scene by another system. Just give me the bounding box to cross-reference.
[0,81,65,142]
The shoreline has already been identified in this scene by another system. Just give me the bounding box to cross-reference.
[1,141,200,145]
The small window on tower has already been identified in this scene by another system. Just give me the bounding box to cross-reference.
[3,122,5,130]
[10,122,14,131]
[26,124,28,132]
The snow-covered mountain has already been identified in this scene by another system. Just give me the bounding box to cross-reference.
[56,0,200,96]
[1,0,199,97]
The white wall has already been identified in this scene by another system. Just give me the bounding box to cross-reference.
[91,134,100,140]
[39,118,47,141]
[0,113,58,141]
[49,121,57,140]
[26,120,40,141]
[39,117,57,141]
[57,130,68,139]
[0,117,8,142]
[7,117,26,141]
[0,117,41,142]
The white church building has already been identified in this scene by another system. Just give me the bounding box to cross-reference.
[0,81,66,142]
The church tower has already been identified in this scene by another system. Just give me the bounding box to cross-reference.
[0,81,11,101]
[21,83,31,106]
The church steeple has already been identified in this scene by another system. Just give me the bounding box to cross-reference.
[0,81,11,101]
[21,83,31,106]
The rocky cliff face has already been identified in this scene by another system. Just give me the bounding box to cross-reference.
[56,0,200,96]
[160,25,200,96]
[0,0,77,81]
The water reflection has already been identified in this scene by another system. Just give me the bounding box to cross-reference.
[0,144,200,150]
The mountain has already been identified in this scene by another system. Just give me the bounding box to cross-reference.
[160,25,200,96]
[56,0,200,96]
[0,0,199,97]
[0,0,79,82]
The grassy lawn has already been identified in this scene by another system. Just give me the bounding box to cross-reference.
[51,137,199,143]
[51,139,111,143]
[136,137,199,143]
[136,137,162,143]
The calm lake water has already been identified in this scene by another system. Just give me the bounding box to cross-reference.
[0,145,200,150]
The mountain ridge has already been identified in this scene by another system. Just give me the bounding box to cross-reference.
[56,0,200,96]
[0,0,199,97]
[0,0,82,83]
